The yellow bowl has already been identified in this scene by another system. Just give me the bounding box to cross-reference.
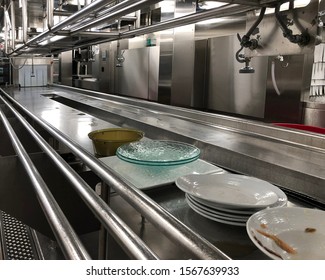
[88,128,144,157]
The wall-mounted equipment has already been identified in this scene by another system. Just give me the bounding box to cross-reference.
[244,0,318,58]
[235,7,266,73]
[73,47,95,62]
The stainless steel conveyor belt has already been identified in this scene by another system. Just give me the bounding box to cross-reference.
[45,84,325,203]
[0,88,230,260]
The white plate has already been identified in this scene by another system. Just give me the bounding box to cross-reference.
[176,173,280,209]
[190,188,287,214]
[246,207,325,260]
[190,196,258,214]
[187,197,247,227]
[186,194,250,221]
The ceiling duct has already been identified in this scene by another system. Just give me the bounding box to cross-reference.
[9,0,116,55]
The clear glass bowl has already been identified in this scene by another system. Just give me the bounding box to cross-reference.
[116,140,200,166]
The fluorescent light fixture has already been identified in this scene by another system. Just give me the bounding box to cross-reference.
[198,1,227,10]
[196,18,227,25]
[50,35,66,42]
[261,0,311,14]
[39,35,66,46]
[158,1,175,13]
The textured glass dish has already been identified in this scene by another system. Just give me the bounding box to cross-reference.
[116,140,200,165]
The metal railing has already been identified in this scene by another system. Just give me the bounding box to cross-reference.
[0,88,230,260]
[0,94,159,260]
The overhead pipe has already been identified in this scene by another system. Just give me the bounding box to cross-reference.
[0,95,158,260]
[10,0,15,50]
[0,108,91,260]
[4,4,8,54]
[53,10,74,17]
[47,0,54,31]
[75,4,255,49]
[9,0,115,55]
[46,0,115,34]
[74,31,120,38]
[13,2,256,55]
[21,0,28,45]
[70,0,162,35]
[0,88,230,260]
[122,4,255,38]
[64,0,153,33]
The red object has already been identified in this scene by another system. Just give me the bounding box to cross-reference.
[273,123,325,135]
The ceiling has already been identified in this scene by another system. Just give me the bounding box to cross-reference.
[0,0,291,56]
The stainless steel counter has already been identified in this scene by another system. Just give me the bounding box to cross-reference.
[0,84,324,260]
[6,84,324,202]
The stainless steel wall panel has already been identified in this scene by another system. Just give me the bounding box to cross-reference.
[157,38,173,104]
[193,39,208,109]
[206,35,268,118]
[117,46,159,100]
[148,46,160,101]
[94,43,110,93]
[60,50,73,87]
[264,55,305,123]
[170,0,196,107]
[170,26,195,107]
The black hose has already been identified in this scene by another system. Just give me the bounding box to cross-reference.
[235,46,245,63]
[240,7,266,49]
[246,7,266,38]
[275,2,310,46]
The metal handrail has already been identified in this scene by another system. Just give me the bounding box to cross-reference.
[0,88,230,260]
[0,95,158,260]
[0,108,91,260]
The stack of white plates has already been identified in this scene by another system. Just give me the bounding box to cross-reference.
[175,173,287,226]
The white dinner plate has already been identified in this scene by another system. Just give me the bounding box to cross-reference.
[186,194,250,221]
[246,207,325,260]
[189,195,258,215]
[190,188,287,214]
[175,173,280,209]
[187,198,247,227]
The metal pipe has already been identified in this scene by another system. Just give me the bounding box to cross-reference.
[21,0,28,44]
[0,95,158,260]
[10,0,15,50]
[10,0,115,54]
[0,88,230,260]
[74,4,255,49]
[122,4,254,38]
[74,31,120,38]
[48,0,54,30]
[53,10,73,17]
[0,108,91,260]
[71,0,162,35]
[4,4,8,54]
